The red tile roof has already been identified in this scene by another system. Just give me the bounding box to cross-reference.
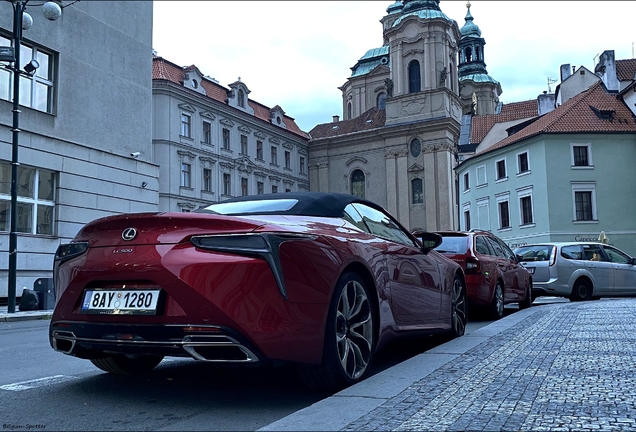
[309,107,386,139]
[475,81,636,157]
[470,99,538,144]
[152,56,309,140]
[616,59,636,81]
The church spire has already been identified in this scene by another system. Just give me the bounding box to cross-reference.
[458,1,487,77]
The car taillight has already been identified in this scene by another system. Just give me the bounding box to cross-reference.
[549,246,557,266]
[55,242,89,263]
[465,256,480,274]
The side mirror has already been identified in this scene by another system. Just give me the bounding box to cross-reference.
[412,231,442,254]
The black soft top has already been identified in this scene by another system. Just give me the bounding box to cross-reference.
[197,192,386,218]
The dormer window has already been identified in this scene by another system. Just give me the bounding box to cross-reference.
[238,89,245,108]
[192,79,198,89]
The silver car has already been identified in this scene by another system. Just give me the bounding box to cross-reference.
[513,242,636,301]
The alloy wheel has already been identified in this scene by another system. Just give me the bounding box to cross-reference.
[451,276,467,336]
[335,279,373,380]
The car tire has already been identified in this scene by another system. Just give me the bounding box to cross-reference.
[488,282,505,320]
[298,272,375,391]
[90,355,163,375]
[518,280,533,310]
[449,274,467,338]
[569,279,593,302]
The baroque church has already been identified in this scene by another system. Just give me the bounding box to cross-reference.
[308,0,501,231]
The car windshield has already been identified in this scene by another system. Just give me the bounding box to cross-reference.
[435,236,468,254]
[515,245,553,261]
[197,199,298,215]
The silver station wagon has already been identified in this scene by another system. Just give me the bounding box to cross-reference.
[513,242,636,301]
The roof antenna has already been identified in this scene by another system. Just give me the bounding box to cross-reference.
[547,77,557,93]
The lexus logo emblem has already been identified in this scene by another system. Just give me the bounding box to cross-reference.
[122,228,137,241]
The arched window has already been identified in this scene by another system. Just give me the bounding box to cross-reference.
[408,60,421,93]
[347,102,352,120]
[475,46,481,61]
[464,47,472,62]
[351,169,365,198]
[377,92,386,110]
[238,89,245,108]
[412,178,423,204]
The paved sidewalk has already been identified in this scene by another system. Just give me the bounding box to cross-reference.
[261,299,636,431]
[0,306,52,322]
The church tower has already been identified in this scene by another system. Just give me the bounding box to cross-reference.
[457,1,501,115]
[310,1,466,232]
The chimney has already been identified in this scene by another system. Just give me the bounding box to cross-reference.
[595,50,619,92]
[560,64,571,82]
[332,115,340,123]
[537,92,556,116]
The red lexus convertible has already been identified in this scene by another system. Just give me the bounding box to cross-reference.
[50,192,466,390]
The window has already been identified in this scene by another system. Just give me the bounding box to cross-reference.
[241,135,248,155]
[571,144,592,167]
[284,151,291,169]
[180,163,191,188]
[377,92,386,110]
[520,196,533,225]
[256,141,263,160]
[603,246,631,264]
[496,159,507,180]
[347,102,352,120]
[517,152,529,174]
[241,178,248,196]
[238,89,245,108]
[476,165,486,186]
[498,201,510,229]
[299,157,305,174]
[475,236,493,255]
[0,36,55,113]
[0,162,55,235]
[223,173,231,196]
[271,146,277,165]
[463,206,471,231]
[257,181,264,195]
[572,183,596,222]
[575,191,593,221]
[181,114,191,138]
[410,139,421,157]
[463,172,470,192]
[411,178,423,204]
[202,121,211,144]
[271,185,278,193]
[408,60,421,93]
[222,128,230,150]
[351,169,365,198]
[202,168,212,192]
[350,203,417,248]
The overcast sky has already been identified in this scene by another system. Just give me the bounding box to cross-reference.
[152,1,635,132]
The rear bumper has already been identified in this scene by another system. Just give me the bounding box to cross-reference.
[49,321,262,363]
[532,278,571,297]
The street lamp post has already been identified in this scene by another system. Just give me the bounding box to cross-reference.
[4,0,61,313]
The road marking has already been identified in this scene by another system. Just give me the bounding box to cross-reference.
[0,375,79,391]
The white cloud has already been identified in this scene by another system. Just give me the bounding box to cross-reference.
[153,1,636,131]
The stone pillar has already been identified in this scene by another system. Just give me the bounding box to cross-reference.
[396,150,409,227]
[318,162,329,192]
[385,152,397,217]
[309,164,319,192]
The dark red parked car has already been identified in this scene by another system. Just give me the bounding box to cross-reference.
[50,193,466,390]
[434,230,532,319]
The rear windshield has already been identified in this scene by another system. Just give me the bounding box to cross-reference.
[514,245,554,261]
[435,236,468,254]
[197,199,298,215]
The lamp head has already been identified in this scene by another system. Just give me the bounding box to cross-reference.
[42,2,62,21]
[23,59,40,76]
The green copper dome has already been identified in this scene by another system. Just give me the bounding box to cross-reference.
[387,1,403,14]
[460,4,481,37]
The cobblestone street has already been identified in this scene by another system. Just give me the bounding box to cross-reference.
[341,299,636,431]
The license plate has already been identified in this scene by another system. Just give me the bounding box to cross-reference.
[81,289,160,315]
